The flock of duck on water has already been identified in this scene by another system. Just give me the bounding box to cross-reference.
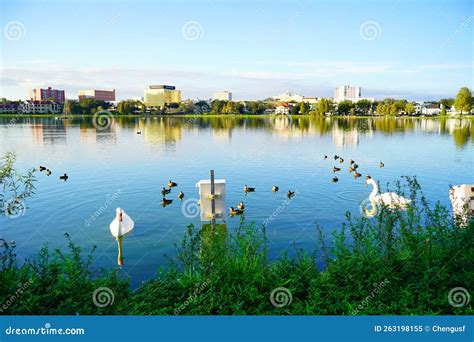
[38,165,68,181]
[37,155,412,267]
[157,154,411,218]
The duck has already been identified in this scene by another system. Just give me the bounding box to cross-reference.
[46,169,52,176]
[272,185,279,192]
[39,166,47,172]
[161,187,171,196]
[244,185,256,193]
[324,155,328,160]
[334,155,339,160]
[339,158,344,163]
[332,176,339,183]
[287,190,295,199]
[353,172,362,179]
[59,173,69,181]
[136,131,142,135]
[161,198,173,207]
[348,166,355,173]
[353,163,359,169]
[237,201,245,210]
[229,207,244,216]
[379,162,385,168]
[365,175,411,209]
[168,180,178,187]
[178,191,184,200]
[349,159,355,165]
[333,166,341,173]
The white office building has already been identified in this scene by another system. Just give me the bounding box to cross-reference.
[213,91,232,101]
[334,85,361,103]
[273,91,304,102]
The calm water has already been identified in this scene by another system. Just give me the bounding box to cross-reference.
[0,116,473,286]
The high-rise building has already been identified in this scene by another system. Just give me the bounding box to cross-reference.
[144,85,181,108]
[213,91,232,101]
[30,87,65,103]
[334,85,361,103]
[78,89,116,101]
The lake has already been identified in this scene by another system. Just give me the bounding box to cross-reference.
[0,115,473,286]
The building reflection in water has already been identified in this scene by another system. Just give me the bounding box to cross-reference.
[2,115,470,150]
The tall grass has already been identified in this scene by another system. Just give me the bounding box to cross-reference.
[0,178,472,315]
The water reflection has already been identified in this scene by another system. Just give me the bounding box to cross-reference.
[2,116,473,149]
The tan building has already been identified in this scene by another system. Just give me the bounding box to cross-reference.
[213,91,232,101]
[78,89,116,101]
[144,85,181,108]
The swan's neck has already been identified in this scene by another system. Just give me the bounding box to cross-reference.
[116,236,123,266]
[368,179,378,200]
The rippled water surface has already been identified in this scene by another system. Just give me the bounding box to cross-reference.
[0,116,473,285]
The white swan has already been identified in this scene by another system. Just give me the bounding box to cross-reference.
[366,176,411,209]
[449,184,474,226]
[109,208,135,266]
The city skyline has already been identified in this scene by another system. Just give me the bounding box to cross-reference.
[1,0,472,101]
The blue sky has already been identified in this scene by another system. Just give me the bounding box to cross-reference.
[1,0,472,100]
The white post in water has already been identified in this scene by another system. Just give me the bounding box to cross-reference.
[196,171,226,231]
[210,170,216,231]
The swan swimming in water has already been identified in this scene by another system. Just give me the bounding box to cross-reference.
[366,176,411,209]
[109,208,135,266]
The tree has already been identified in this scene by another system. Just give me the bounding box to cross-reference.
[167,102,179,109]
[291,104,300,115]
[404,103,415,115]
[62,100,72,115]
[356,99,372,115]
[439,98,454,108]
[299,102,310,115]
[211,100,224,114]
[313,98,334,116]
[248,101,265,115]
[454,87,472,114]
[336,101,354,115]
[0,152,36,218]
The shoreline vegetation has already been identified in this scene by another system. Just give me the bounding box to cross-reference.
[1,113,473,119]
[0,169,473,314]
